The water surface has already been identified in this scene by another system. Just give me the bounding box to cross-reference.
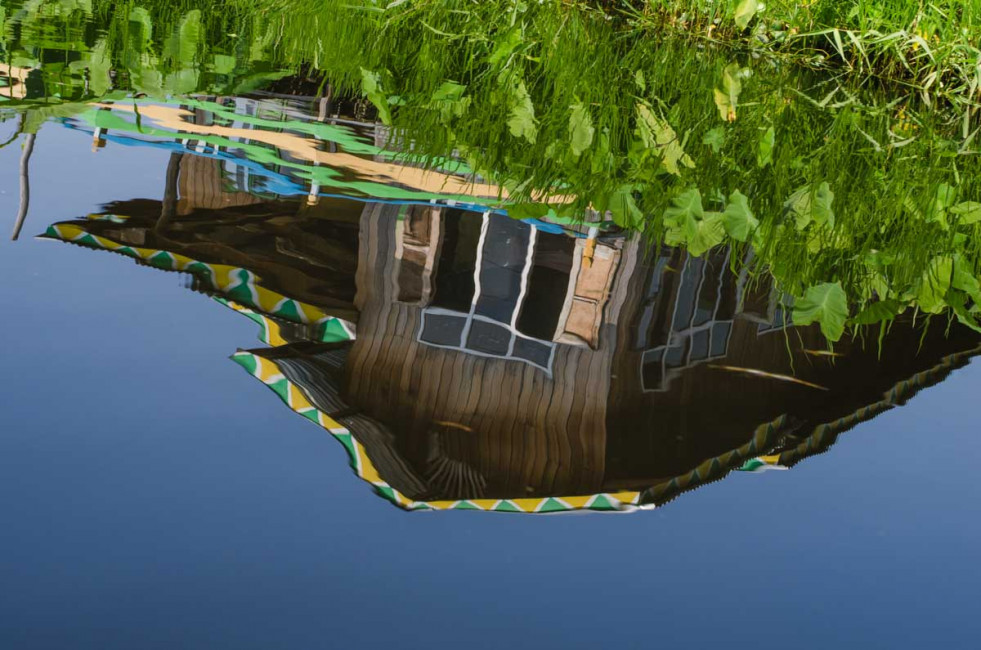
[2,3,980,648]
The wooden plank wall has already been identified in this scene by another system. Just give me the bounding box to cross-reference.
[603,243,981,487]
[177,155,263,215]
[343,204,618,500]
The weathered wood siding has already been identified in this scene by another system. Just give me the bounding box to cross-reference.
[177,154,263,214]
[343,204,619,499]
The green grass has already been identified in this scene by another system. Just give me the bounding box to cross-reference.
[622,1,981,113]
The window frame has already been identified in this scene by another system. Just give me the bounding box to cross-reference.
[640,251,735,392]
[418,211,556,374]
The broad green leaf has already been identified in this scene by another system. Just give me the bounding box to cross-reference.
[952,254,981,303]
[722,190,759,241]
[211,54,236,76]
[432,81,466,102]
[686,213,726,256]
[785,181,835,230]
[80,39,111,96]
[811,182,835,227]
[507,202,550,220]
[128,8,153,52]
[915,255,953,314]
[136,69,163,95]
[663,218,697,249]
[177,10,202,66]
[793,282,849,342]
[948,291,981,333]
[360,68,392,125]
[606,186,644,230]
[702,127,725,153]
[934,183,958,210]
[923,183,957,230]
[231,71,292,95]
[664,188,705,224]
[757,126,775,167]
[636,103,694,175]
[488,27,523,67]
[431,81,469,120]
[568,102,594,157]
[713,63,747,122]
[663,189,724,255]
[591,129,612,174]
[361,67,382,95]
[507,80,537,143]
[866,272,892,303]
[734,0,760,30]
[163,69,199,95]
[950,201,981,224]
[851,299,904,325]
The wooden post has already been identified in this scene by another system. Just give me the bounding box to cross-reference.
[155,152,184,233]
[11,133,36,241]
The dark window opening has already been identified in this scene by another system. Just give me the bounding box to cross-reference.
[431,209,481,312]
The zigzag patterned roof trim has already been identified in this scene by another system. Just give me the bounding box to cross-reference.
[41,222,355,343]
[645,343,981,506]
[642,415,791,507]
[773,344,981,469]
[229,349,643,514]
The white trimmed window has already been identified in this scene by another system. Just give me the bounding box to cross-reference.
[418,211,556,372]
[641,252,735,391]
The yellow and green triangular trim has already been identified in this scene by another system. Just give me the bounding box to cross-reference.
[230,349,642,514]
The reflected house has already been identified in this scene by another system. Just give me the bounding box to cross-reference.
[43,96,981,513]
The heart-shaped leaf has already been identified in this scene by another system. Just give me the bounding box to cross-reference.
[785,181,835,230]
[664,188,705,224]
[793,282,849,342]
[734,0,760,30]
[607,186,644,230]
[636,103,694,175]
[360,68,392,125]
[722,190,759,241]
[507,80,537,143]
[851,299,904,325]
[703,127,725,153]
[950,201,981,224]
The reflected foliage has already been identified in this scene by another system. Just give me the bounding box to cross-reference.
[3,0,981,341]
[0,0,288,117]
[254,0,981,341]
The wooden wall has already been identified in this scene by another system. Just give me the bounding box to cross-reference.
[177,153,263,215]
[603,247,981,486]
[342,204,622,500]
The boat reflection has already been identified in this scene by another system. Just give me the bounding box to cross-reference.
[41,94,981,513]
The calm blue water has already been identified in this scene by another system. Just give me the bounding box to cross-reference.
[1,119,980,650]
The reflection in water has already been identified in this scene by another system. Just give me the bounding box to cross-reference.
[65,97,508,207]
[40,94,981,513]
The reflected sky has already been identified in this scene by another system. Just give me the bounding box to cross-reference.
[1,121,981,649]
